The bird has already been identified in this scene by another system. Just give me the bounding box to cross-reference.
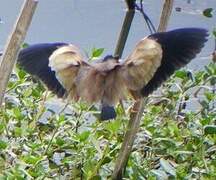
[17,28,208,120]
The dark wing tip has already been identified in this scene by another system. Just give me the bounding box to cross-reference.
[141,28,208,97]
[17,43,68,98]
[17,43,67,72]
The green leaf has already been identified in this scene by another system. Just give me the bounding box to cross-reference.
[174,150,193,155]
[0,124,4,134]
[151,169,168,179]
[14,127,22,137]
[105,119,121,134]
[31,88,41,98]
[92,48,104,58]
[57,114,65,126]
[78,131,91,142]
[13,107,23,120]
[204,125,216,135]
[213,28,216,38]
[23,88,32,97]
[90,175,101,180]
[154,137,176,147]
[205,64,215,75]
[101,156,112,165]
[56,138,65,146]
[175,70,187,79]
[204,91,215,101]
[160,158,176,177]
[22,155,42,165]
[203,8,213,18]
[22,43,29,48]
[0,140,7,150]
[17,69,26,80]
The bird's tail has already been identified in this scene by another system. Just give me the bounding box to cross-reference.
[101,104,116,121]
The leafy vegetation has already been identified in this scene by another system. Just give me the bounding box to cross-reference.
[0,45,215,179]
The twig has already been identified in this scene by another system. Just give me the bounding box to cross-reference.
[0,0,38,107]
[43,102,69,155]
[194,76,216,97]
[34,90,49,120]
[43,127,58,155]
[112,0,174,179]
[87,142,110,180]
[0,107,10,137]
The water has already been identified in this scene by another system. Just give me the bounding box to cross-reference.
[0,0,215,70]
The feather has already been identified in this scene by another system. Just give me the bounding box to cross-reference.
[48,44,84,100]
[141,28,208,96]
[121,38,162,91]
[17,43,67,97]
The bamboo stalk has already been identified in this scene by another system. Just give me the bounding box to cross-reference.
[0,0,38,107]
[114,0,136,58]
[112,99,147,179]
[112,0,174,179]
[157,0,174,32]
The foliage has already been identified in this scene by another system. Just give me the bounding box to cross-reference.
[0,49,215,180]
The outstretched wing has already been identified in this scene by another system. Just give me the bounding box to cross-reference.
[17,43,68,97]
[141,28,208,96]
[49,44,86,100]
[120,37,163,96]
[121,28,208,98]
[17,43,86,99]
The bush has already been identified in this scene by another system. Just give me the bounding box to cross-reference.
[0,60,215,179]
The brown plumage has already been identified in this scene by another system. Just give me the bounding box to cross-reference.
[47,38,162,116]
[17,28,208,120]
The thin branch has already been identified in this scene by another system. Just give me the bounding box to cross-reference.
[112,0,174,179]
[43,102,69,155]
[0,0,38,107]
[87,142,110,180]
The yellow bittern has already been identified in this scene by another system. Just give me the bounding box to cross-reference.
[17,28,208,120]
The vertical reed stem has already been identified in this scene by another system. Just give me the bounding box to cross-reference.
[112,0,174,179]
[114,0,136,58]
[0,0,38,107]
